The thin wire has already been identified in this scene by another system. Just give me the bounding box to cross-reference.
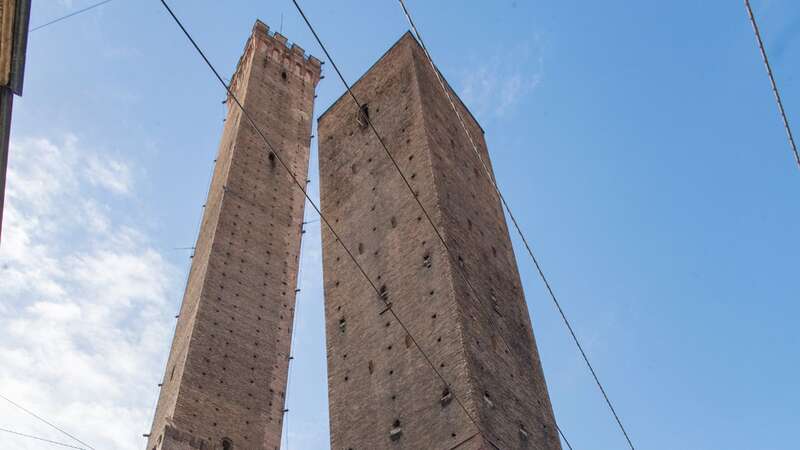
[291,1,572,447]
[157,1,489,447]
[282,202,311,450]
[557,425,574,450]
[29,0,117,33]
[744,0,800,169]
[289,1,510,446]
[0,394,95,450]
[396,2,635,448]
[0,427,87,449]
[145,110,221,440]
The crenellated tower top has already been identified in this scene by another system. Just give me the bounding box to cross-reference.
[228,20,322,103]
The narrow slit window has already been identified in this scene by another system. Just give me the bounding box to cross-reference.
[440,387,452,406]
[357,104,370,129]
[378,285,388,302]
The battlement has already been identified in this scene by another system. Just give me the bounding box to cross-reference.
[251,20,322,70]
[146,18,319,450]
[223,19,322,106]
[227,20,322,103]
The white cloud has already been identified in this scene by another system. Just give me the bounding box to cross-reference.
[85,153,133,195]
[460,37,545,118]
[0,136,178,450]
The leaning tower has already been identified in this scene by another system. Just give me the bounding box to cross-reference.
[318,32,561,450]
[145,21,320,450]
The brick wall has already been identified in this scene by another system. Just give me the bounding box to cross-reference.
[318,33,561,450]
[145,21,320,450]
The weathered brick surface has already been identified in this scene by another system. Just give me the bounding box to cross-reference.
[318,33,561,450]
[145,21,320,450]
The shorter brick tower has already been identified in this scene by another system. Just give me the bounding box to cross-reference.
[318,33,562,449]
[145,21,320,450]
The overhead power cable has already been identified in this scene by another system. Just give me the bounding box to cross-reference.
[290,1,573,447]
[0,427,87,449]
[157,1,492,447]
[29,0,117,33]
[396,1,635,448]
[144,151,220,437]
[743,0,800,170]
[0,393,96,450]
[282,202,312,450]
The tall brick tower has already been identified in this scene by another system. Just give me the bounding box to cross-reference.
[318,33,561,449]
[145,21,320,450]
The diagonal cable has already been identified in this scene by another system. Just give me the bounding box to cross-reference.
[0,394,95,450]
[30,0,117,33]
[290,1,579,447]
[0,427,87,449]
[282,200,312,450]
[744,0,800,169]
[157,0,490,445]
[290,0,585,447]
[396,1,635,448]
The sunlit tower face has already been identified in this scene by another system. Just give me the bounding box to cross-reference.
[145,21,320,450]
[318,32,561,450]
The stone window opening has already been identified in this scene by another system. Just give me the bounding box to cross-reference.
[491,290,503,316]
[519,427,529,441]
[378,285,388,302]
[357,104,370,129]
[440,386,452,406]
[222,437,233,450]
[422,253,432,269]
[390,419,403,441]
[483,391,494,408]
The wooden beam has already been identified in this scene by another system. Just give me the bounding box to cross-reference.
[0,0,15,87]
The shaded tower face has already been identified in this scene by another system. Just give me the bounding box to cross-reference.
[145,21,320,450]
[318,33,561,450]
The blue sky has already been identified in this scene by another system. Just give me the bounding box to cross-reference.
[1,0,798,449]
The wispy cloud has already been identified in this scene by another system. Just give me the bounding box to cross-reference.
[460,36,546,119]
[0,136,178,450]
[86,153,133,195]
